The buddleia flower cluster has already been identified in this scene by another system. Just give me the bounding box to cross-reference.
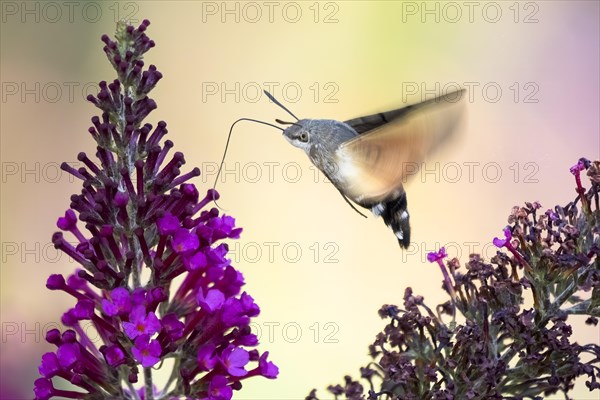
[34,20,277,400]
[307,158,600,400]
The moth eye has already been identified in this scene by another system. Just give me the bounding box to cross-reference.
[299,132,309,142]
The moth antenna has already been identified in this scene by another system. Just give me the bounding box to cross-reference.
[264,90,299,121]
[213,118,284,210]
[275,119,303,128]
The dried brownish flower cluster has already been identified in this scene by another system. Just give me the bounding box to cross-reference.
[308,158,600,400]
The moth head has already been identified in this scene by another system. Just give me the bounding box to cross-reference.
[281,120,312,151]
[262,90,313,151]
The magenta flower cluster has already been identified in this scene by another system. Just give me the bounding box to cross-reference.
[34,20,277,400]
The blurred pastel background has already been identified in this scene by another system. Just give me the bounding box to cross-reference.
[1,1,598,399]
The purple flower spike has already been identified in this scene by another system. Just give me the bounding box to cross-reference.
[35,19,276,399]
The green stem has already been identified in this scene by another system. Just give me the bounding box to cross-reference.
[546,278,577,317]
[144,367,154,400]
[564,299,599,316]
[125,376,141,400]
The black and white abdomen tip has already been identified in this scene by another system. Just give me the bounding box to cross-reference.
[371,193,411,248]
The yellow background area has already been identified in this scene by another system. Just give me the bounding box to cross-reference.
[1,1,599,399]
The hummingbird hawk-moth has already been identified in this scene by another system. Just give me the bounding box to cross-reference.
[217,89,466,248]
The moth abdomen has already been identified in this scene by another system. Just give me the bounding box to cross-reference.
[371,193,411,248]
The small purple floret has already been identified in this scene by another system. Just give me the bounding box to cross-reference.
[132,335,162,368]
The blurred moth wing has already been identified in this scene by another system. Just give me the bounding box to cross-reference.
[335,90,466,204]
